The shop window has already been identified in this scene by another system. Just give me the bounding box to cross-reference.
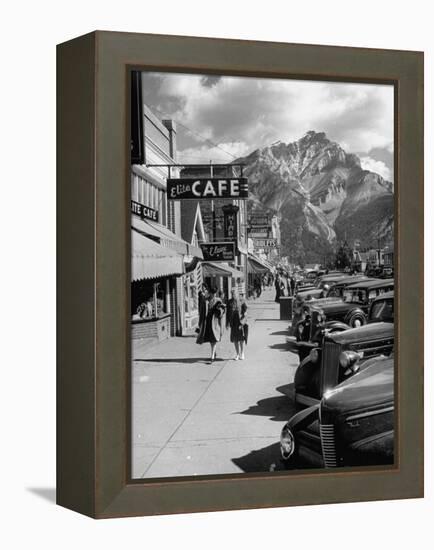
[132,279,169,320]
[183,272,198,314]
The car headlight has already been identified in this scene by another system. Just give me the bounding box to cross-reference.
[339,350,364,369]
[315,313,324,323]
[309,348,319,363]
[280,424,295,460]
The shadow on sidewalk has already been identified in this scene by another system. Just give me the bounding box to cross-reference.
[232,442,284,473]
[276,383,295,400]
[269,330,290,336]
[236,395,293,422]
[268,343,289,351]
[134,357,213,364]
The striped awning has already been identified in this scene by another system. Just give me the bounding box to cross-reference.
[132,215,203,259]
[248,254,273,273]
[132,229,184,281]
[202,262,245,280]
[132,216,187,255]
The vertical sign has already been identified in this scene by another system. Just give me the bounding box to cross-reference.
[222,204,239,241]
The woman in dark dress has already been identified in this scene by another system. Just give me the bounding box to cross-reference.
[228,291,248,361]
[196,286,226,363]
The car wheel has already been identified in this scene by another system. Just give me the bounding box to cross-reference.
[349,314,365,328]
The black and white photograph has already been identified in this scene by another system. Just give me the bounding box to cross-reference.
[130,70,395,479]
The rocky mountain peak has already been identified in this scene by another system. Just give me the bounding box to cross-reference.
[236,132,394,264]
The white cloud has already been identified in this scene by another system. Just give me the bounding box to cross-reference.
[360,156,392,181]
[144,72,394,169]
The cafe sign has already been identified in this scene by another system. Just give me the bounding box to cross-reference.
[131,200,159,222]
[167,178,248,200]
[200,242,235,262]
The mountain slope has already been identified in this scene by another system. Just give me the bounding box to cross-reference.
[236,131,394,264]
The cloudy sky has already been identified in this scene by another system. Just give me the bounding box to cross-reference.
[141,72,394,182]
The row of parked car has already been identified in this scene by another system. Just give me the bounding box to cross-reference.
[280,271,395,469]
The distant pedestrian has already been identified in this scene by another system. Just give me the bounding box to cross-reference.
[228,290,248,361]
[280,277,286,297]
[254,277,262,298]
[196,286,226,363]
[289,276,295,296]
[274,275,281,303]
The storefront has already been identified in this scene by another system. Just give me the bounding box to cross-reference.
[182,265,202,334]
[130,94,204,341]
[247,253,273,298]
[202,261,245,300]
[131,229,184,343]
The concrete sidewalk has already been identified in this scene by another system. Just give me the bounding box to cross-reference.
[132,288,299,478]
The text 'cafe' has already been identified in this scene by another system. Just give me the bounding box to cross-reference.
[167,178,249,200]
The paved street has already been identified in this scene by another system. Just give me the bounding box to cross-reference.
[131,288,299,478]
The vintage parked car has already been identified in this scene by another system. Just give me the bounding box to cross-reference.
[306,278,394,332]
[293,291,394,407]
[292,287,393,356]
[296,273,355,301]
[280,354,394,468]
[325,275,370,298]
[296,271,321,292]
[379,266,394,279]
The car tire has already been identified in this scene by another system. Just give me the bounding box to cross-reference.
[348,313,366,328]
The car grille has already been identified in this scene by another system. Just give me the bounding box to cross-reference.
[321,341,341,392]
[320,424,337,467]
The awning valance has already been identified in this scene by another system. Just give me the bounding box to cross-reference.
[132,215,192,256]
[132,229,184,282]
[202,262,245,280]
[248,254,273,273]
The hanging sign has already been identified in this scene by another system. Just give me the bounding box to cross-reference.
[131,200,159,222]
[222,204,239,241]
[253,238,278,249]
[249,230,270,238]
[200,242,235,262]
[248,214,270,226]
[167,178,248,200]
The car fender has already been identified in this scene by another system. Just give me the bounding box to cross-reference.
[287,403,320,432]
[294,354,321,391]
[324,320,351,332]
[349,429,394,463]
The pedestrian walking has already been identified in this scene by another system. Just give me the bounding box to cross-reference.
[280,276,286,297]
[196,286,226,363]
[228,290,248,361]
[290,275,296,296]
[274,274,281,303]
[254,277,262,298]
